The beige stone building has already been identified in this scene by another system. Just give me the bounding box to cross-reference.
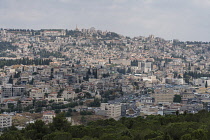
[101,103,121,120]
[152,88,174,104]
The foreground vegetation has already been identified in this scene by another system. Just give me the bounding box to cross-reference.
[1,110,210,140]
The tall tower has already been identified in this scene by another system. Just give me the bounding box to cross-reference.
[75,24,79,31]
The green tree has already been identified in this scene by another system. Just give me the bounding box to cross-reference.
[29,78,34,85]
[88,98,100,107]
[99,134,118,140]
[0,131,24,140]
[50,112,70,131]
[35,107,42,113]
[191,129,208,140]
[173,95,181,103]
[43,131,72,140]
[8,75,13,84]
[24,120,49,140]
[81,116,87,124]
[205,81,208,88]
[181,134,192,140]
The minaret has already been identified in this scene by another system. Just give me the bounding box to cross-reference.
[75,24,79,31]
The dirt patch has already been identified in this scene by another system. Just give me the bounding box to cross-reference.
[12,112,42,126]
[71,113,108,125]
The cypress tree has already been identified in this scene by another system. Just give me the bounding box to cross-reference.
[205,81,208,88]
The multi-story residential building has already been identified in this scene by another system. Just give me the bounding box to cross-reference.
[29,88,43,99]
[1,84,25,98]
[62,90,76,100]
[101,103,121,120]
[20,97,33,108]
[0,114,12,128]
[42,111,56,124]
[152,88,174,104]
[138,61,152,73]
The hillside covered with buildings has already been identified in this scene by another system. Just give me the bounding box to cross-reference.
[0,27,210,130]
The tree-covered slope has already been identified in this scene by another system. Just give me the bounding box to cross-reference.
[1,110,210,140]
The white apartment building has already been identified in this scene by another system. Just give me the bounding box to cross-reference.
[42,30,66,36]
[62,90,76,100]
[0,114,12,128]
[42,111,56,124]
[101,103,121,120]
[138,61,152,73]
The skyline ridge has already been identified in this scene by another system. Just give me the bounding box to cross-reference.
[1,0,210,42]
[1,27,209,43]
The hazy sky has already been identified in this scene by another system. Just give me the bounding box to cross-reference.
[0,0,210,41]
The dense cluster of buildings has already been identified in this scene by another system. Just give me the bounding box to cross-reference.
[0,27,210,127]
